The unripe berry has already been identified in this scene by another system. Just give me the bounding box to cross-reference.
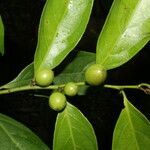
[64,82,78,96]
[49,92,67,111]
[85,64,107,86]
[35,69,54,87]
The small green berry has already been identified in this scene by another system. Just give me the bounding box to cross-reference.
[85,64,107,86]
[64,82,78,96]
[35,68,54,87]
[49,92,67,111]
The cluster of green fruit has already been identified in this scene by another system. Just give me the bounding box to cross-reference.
[35,64,107,111]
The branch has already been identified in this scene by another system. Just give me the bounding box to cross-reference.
[104,83,150,95]
[0,82,85,95]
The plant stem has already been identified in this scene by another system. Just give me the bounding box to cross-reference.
[104,85,139,90]
[0,82,85,95]
[104,83,150,94]
[0,82,149,95]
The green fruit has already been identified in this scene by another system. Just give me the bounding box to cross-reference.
[35,69,54,87]
[85,64,107,86]
[49,92,67,111]
[64,82,78,96]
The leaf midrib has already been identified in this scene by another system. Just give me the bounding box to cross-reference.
[125,103,140,150]
[0,123,22,150]
[36,0,69,72]
[98,1,141,66]
[65,109,78,150]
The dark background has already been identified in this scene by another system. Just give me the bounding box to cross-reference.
[0,0,150,150]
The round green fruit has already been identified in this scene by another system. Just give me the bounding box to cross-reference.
[49,92,67,111]
[85,64,107,86]
[64,82,78,96]
[35,69,54,87]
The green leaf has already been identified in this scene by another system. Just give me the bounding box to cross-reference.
[53,103,98,150]
[112,92,150,150]
[0,113,49,150]
[54,51,95,84]
[96,0,150,70]
[0,16,4,55]
[34,0,94,73]
[0,63,34,89]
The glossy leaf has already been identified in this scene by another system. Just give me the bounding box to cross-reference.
[53,103,98,150]
[0,16,4,55]
[0,63,34,89]
[54,51,95,84]
[96,0,150,70]
[112,92,150,150]
[34,0,94,73]
[0,113,49,150]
